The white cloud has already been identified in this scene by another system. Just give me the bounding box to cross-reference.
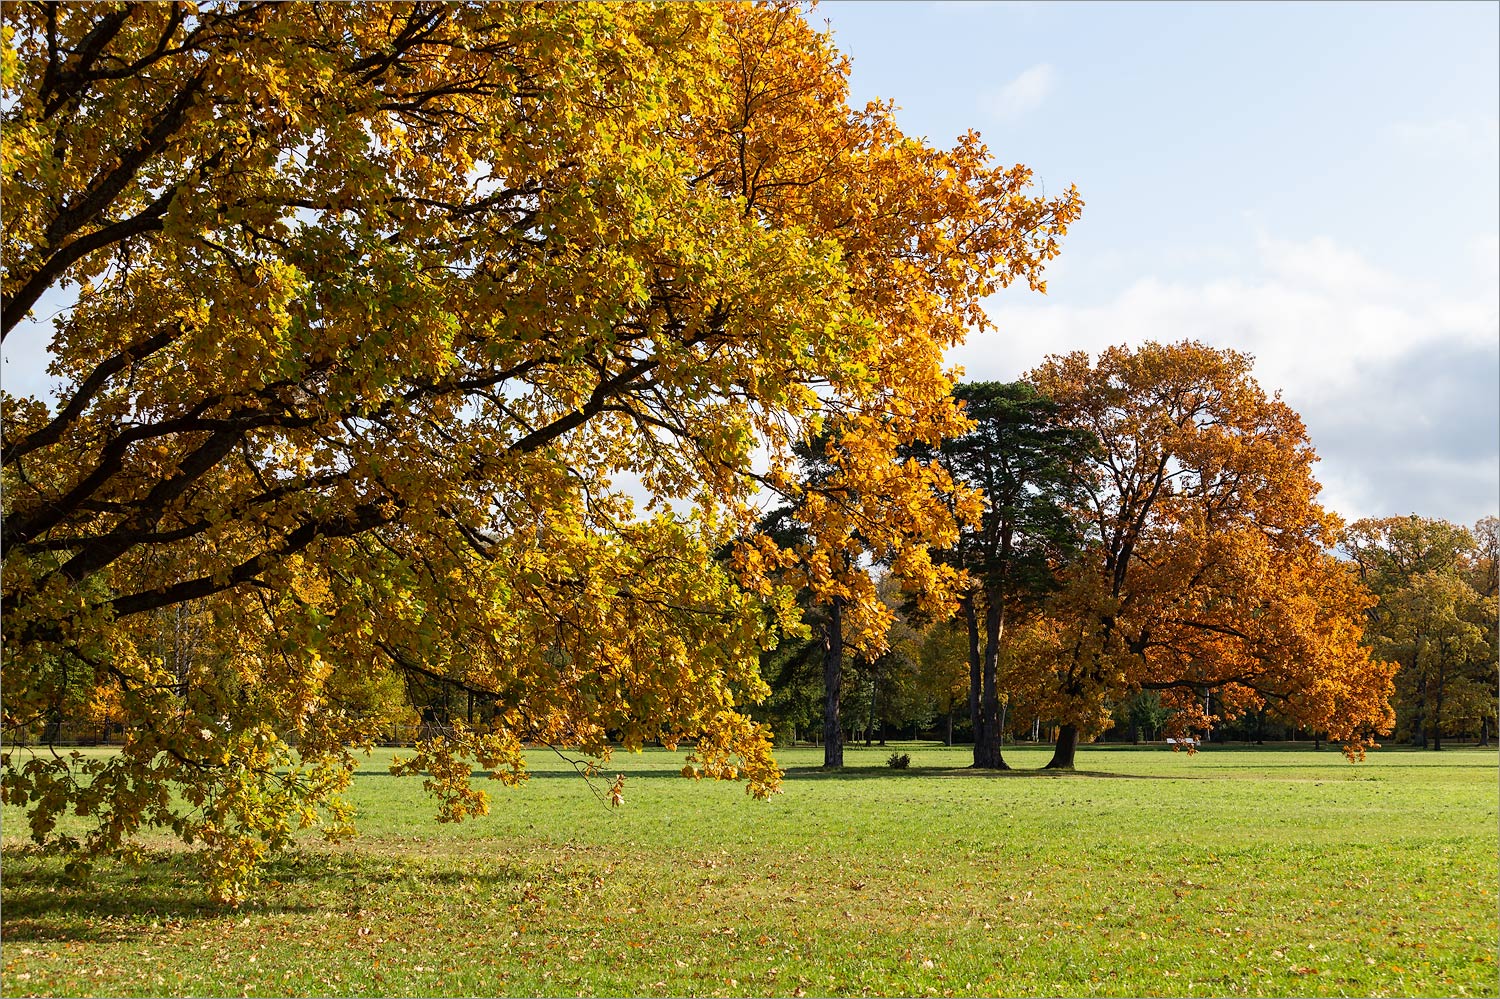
[1388,116,1500,155]
[981,63,1055,122]
[956,235,1500,526]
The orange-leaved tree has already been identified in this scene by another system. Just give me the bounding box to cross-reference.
[1027,342,1395,768]
[0,2,1079,897]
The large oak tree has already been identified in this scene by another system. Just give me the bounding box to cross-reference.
[1028,342,1395,768]
[0,2,1078,897]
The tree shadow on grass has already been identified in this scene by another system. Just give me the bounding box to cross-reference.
[2,852,315,941]
[779,764,1160,781]
[0,845,531,943]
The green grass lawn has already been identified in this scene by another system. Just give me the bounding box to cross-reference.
[3,742,1496,997]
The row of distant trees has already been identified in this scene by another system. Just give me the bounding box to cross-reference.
[1343,516,1498,748]
[744,342,1495,767]
[750,513,1498,754]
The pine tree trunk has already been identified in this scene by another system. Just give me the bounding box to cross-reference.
[822,596,844,769]
[963,596,983,761]
[974,599,1009,769]
[1044,723,1079,769]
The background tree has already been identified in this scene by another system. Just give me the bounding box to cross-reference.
[915,619,971,746]
[754,430,950,767]
[1,2,1079,896]
[744,496,841,759]
[752,436,859,769]
[1122,690,1170,744]
[1342,516,1498,748]
[1027,341,1396,769]
[865,573,941,743]
[1467,517,1500,746]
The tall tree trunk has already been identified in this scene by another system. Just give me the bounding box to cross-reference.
[1045,723,1078,769]
[963,595,983,757]
[975,599,1009,769]
[822,596,844,769]
[945,711,953,746]
[1480,714,1490,748]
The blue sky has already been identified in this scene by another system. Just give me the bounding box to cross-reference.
[819,0,1499,526]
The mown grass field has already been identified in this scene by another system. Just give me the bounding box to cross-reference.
[2,742,1496,998]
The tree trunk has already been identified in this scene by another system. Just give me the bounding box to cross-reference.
[973,599,1008,769]
[945,711,953,747]
[1044,723,1078,769]
[822,596,844,769]
[963,595,982,754]
[1480,715,1490,748]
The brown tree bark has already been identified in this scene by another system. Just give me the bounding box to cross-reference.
[822,596,844,769]
[963,595,983,760]
[1044,722,1079,769]
[974,599,1009,769]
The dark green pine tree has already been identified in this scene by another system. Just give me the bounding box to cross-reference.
[938,382,1096,770]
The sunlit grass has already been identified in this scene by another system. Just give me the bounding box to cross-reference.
[3,743,1496,997]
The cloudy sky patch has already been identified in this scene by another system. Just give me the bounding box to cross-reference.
[955,232,1498,525]
[982,63,1055,121]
